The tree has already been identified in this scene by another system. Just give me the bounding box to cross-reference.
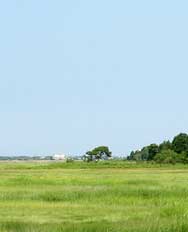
[83,151,93,162]
[128,145,157,161]
[147,144,159,160]
[154,149,180,164]
[172,133,188,154]
[140,147,149,161]
[126,133,188,163]
[127,151,135,160]
[159,140,172,152]
[132,150,142,161]
[179,152,188,164]
[83,146,112,162]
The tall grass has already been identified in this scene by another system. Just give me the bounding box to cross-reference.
[0,162,188,231]
[0,160,188,170]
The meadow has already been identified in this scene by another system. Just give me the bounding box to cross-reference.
[0,161,188,231]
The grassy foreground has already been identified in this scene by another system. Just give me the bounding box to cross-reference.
[0,162,188,231]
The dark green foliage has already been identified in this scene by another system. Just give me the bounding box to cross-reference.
[178,152,188,164]
[127,133,188,163]
[83,146,112,162]
[127,148,149,161]
[159,140,172,152]
[154,149,180,164]
[132,150,142,161]
[172,133,188,154]
[127,151,135,160]
[140,147,149,161]
[147,144,159,160]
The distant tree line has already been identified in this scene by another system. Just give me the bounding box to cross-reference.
[127,133,188,164]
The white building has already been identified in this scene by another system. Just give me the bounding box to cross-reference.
[52,154,66,161]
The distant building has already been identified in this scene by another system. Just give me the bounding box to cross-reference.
[52,154,66,161]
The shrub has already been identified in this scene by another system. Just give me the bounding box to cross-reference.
[66,158,74,163]
[154,149,180,164]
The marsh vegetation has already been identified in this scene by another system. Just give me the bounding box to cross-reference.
[0,162,188,231]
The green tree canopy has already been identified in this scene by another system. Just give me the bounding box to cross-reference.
[147,144,159,160]
[154,149,180,164]
[127,133,188,163]
[172,133,188,154]
[159,140,172,152]
[83,146,112,162]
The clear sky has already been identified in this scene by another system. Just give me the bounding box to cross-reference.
[0,0,188,156]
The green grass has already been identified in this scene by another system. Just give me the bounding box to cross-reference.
[1,160,188,170]
[0,161,188,231]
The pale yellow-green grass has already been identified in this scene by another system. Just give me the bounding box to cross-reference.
[0,162,188,231]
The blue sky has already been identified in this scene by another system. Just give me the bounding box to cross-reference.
[0,0,188,156]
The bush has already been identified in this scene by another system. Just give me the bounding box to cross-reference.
[154,149,180,164]
[66,158,74,163]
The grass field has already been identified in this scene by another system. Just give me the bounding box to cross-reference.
[0,162,188,231]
